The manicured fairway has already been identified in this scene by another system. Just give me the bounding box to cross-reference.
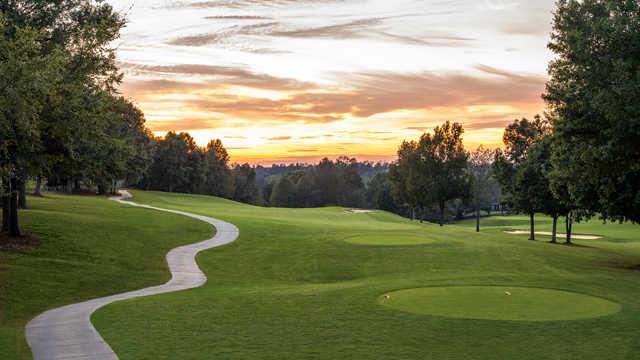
[378,286,621,321]
[0,194,213,360]
[344,232,434,246]
[89,191,640,360]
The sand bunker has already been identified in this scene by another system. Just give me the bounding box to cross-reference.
[504,230,602,240]
[348,209,376,214]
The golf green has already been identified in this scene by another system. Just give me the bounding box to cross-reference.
[378,286,621,321]
[344,233,433,246]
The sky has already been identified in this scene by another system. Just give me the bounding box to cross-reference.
[108,0,556,165]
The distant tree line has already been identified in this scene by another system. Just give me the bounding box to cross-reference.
[137,131,260,205]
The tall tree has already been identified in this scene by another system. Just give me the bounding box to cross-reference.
[366,172,399,212]
[469,146,496,232]
[391,122,469,225]
[147,132,199,193]
[389,141,422,220]
[203,139,233,198]
[270,176,295,207]
[417,121,469,226]
[493,116,551,239]
[545,0,640,222]
[232,163,260,205]
[1,0,125,236]
[0,16,65,236]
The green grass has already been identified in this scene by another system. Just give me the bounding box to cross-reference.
[378,286,621,321]
[85,191,640,360]
[344,232,434,246]
[0,194,213,360]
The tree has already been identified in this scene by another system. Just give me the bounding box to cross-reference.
[203,139,233,198]
[310,158,339,206]
[469,146,495,232]
[366,172,399,212]
[493,116,551,239]
[146,132,200,193]
[518,136,570,243]
[544,0,640,223]
[390,122,469,225]
[389,141,422,220]
[335,157,366,208]
[0,16,65,236]
[1,0,126,236]
[417,122,469,226]
[270,176,295,207]
[232,163,260,204]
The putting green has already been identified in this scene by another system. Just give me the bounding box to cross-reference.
[344,234,433,246]
[378,286,621,321]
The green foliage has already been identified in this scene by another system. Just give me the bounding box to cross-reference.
[545,0,640,222]
[469,146,499,211]
[203,139,234,198]
[232,163,260,205]
[492,116,551,208]
[365,172,399,212]
[269,176,296,207]
[390,121,469,225]
[266,157,367,208]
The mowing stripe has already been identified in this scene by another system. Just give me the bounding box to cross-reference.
[25,190,239,360]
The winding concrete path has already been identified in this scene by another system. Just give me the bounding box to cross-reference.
[25,190,239,360]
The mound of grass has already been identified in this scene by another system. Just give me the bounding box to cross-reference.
[91,191,640,360]
[0,194,213,360]
[378,286,621,321]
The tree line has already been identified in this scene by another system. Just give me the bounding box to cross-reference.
[137,131,261,205]
[386,0,640,240]
[2,0,639,241]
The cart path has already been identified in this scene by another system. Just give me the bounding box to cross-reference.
[25,190,239,360]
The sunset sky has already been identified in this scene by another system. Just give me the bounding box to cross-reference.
[108,0,555,164]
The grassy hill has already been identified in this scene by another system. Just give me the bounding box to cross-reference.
[0,194,213,360]
[2,191,639,359]
[80,191,639,360]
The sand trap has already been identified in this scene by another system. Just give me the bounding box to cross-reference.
[504,230,602,240]
[378,286,620,321]
[348,209,376,214]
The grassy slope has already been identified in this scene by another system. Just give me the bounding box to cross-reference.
[0,194,213,360]
[93,191,640,360]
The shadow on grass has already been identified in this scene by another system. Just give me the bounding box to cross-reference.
[0,232,41,252]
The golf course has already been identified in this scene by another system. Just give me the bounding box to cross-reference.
[2,191,639,359]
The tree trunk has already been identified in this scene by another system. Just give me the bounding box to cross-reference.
[34,176,43,196]
[476,206,480,232]
[529,211,535,240]
[1,194,9,233]
[18,179,27,209]
[9,179,21,237]
[439,200,445,227]
[551,215,558,243]
[565,213,573,245]
[64,180,73,194]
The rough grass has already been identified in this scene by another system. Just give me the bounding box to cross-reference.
[88,191,640,360]
[0,194,213,360]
